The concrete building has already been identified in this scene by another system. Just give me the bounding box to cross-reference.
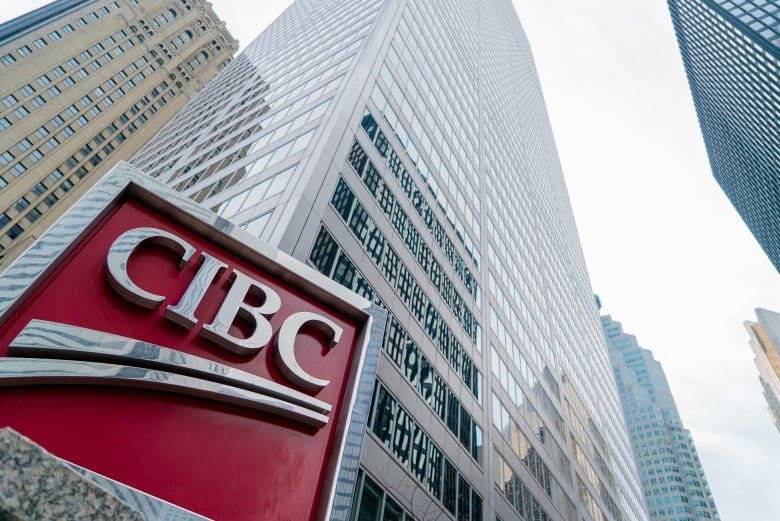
[667,0,780,271]
[600,309,720,521]
[0,0,237,266]
[132,1,648,520]
[745,308,780,435]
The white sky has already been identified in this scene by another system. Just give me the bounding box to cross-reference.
[2,1,779,519]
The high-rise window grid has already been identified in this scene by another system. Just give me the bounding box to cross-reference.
[0,0,237,259]
[130,1,650,520]
[601,314,720,521]
[669,0,780,270]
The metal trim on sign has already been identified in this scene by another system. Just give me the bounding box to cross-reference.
[0,161,386,521]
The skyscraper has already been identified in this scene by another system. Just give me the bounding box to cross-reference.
[0,0,237,267]
[745,308,780,434]
[132,1,648,520]
[600,311,720,521]
[667,0,780,270]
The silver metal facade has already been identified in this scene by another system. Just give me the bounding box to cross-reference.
[131,1,648,520]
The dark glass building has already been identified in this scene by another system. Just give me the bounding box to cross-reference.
[667,0,780,270]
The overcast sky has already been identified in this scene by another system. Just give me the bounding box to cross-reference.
[2,1,778,519]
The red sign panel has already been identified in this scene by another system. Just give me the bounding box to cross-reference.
[0,189,376,520]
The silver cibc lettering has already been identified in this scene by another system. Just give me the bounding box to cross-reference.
[275,312,342,391]
[199,269,282,355]
[106,227,195,309]
[106,227,339,392]
[165,252,227,328]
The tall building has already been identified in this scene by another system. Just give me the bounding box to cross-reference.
[600,310,720,521]
[667,0,780,270]
[132,1,648,520]
[0,0,237,266]
[745,308,780,434]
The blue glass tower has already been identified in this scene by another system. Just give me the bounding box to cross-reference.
[667,0,780,270]
[600,310,720,521]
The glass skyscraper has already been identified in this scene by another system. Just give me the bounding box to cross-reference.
[132,1,648,520]
[600,311,719,521]
[667,0,780,270]
[745,308,780,435]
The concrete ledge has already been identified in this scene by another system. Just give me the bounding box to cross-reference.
[0,428,144,521]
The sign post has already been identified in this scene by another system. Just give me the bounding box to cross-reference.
[0,162,384,521]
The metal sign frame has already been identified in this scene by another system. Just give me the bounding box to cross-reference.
[0,161,384,521]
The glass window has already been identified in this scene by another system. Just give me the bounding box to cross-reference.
[10,163,26,176]
[0,151,14,165]
[6,224,24,239]
[17,139,32,152]
[355,475,382,521]
[443,459,457,515]
[372,385,395,445]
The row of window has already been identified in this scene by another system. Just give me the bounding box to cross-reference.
[1,38,145,133]
[564,395,615,491]
[350,471,417,521]
[212,161,299,219]
[309,225,480,399]
[351,123,480,315]
[490,306,561,421]
[492,393,569,507]
[494,451,564,521]
[491,347,568,478]
[370,383,483,521]
[167,71,341,199]
[137,11,360,177]
[371,74,481,250]
[0,77,177,245]
[488,269,558,391]
[357,112,480,291]
[571,435,621,521]
[3,86,108,180]
[0,3,120,67]
[331,177,479,343]
[0,168,79,250]
[383,314,482,463]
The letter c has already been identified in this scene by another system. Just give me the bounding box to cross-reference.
[274,312,343,392]
[105,227,195,308]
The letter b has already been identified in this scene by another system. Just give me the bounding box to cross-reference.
[199,269,281,355]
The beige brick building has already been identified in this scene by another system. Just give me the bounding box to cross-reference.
[0,0,237,266]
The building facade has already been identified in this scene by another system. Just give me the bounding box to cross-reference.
[0,0,237,266]
[600,311,719,521]
[745,308,780,434]
[667,0,780,271]
[132,1,648,520]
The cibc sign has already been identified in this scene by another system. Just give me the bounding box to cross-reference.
[0,163,384,521]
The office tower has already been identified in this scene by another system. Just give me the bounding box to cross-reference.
[745,308,780,434]
[600,311,720,521]
[0,0,237,266]
[667,0,780,270]
[132,1,648,520]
